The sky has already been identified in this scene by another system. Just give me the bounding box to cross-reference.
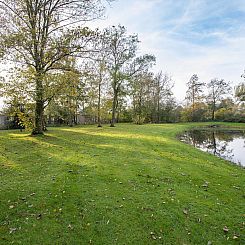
[1,0,245,109]
[90,0,245,101]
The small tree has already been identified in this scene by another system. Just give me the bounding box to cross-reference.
[235,83,245,101]
[234,70,245,102]
[207,78,231,121]
[185,74,205,121]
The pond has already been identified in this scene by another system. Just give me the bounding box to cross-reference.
[179,129,245,167]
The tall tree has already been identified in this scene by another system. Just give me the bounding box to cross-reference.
[84,30,109,127]
[131,71,154,124]
[185,74,205,121]
[153,72,174,123]
[103,25,138,127]
[207,78,231,121]
[103,25,155,127]
[83,58,108,127]
[96,60,106,127]
[0,0,110,134]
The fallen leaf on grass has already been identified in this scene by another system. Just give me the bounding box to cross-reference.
[150,232,157,240]
[151,235,157,240]
[36,214,42,220]
[9,228,17,234]
[68,224,73,229]
[223,226,229,233]
[202,182,209,188]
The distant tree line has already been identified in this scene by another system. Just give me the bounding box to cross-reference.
[181,74,245,123]
[0,1,244,133]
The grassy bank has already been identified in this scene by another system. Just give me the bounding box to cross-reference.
[0,123,244,244]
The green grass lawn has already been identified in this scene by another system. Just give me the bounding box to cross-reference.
[0,123,244,244]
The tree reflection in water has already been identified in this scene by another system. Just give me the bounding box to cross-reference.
[180,129,245,167]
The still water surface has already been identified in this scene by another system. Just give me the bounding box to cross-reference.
[179,129,245,167]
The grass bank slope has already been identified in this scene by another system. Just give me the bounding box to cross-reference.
[0,123,244,244]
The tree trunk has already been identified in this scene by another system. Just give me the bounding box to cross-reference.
[32,75,44,135]
[139,91,142,124]
[212,100,216,121]
[157,82,160,123]
[97,75,102,127]
[192,89,195,121]
[110,90,117,127]
[74,101,78,125]
[32,100,44,135]
[212,108,215,121]
[68,113,73,127]
[67,97,74,127]
[157,99,160,123]
[117,102,121,123]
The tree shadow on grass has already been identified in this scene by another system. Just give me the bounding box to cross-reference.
[1,127,244,245]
